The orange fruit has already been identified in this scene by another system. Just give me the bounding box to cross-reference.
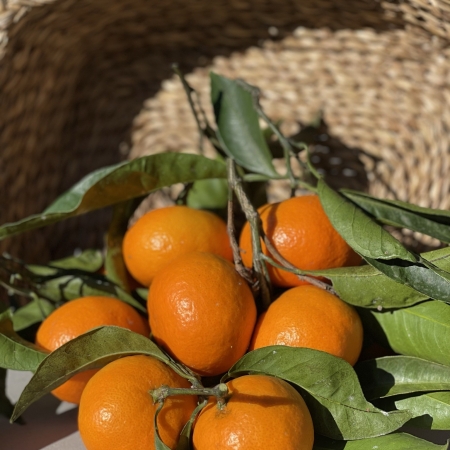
[192,374,314,450]
[148,252,256,376]
[78,355,197,450]
[239,194,361,287]
[123,205,233,286]
[250,285,363,366]
[35,296,149,404]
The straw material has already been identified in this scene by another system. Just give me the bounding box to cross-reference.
[1,0,450,264]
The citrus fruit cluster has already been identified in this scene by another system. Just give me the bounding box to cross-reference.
[31,193,365,449]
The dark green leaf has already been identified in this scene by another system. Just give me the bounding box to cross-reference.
[5,257,146,313]
[10,326,194,422]
[12,298,55,331]
[359,301,450,366]
[342,190,450,244]
[355,356,450,400]
[228,346,410,440]
[176,399,208,450]
[317,179,417,262]
[395,392,450,430]
[104,199,142,291]
[187,178,228,210]
[0,310,47,371]
[313,433,449,449]
[366,257,450,304]
[0,153,227,240]
[210,73,278,178]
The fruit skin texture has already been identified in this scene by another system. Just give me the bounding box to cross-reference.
[239,194,361,287]
[192,374,314,450]
[250,285,363,366]
[35,296,149,404]
[148,252,256,376]
[123,205,233,286]
[78,355,197,450]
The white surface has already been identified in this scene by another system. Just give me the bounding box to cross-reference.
[1,370,85,450]
[2,370,450,449]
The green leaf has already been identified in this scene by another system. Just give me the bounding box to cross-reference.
[342,189,450,244]
[359,300,450,366]
[355,356,450,400]
[10,326,193,422]
[0,153,227,240]
[176,399,208,450]
[210,72,278,178]
[316,265,427,309]
[187,178,228,210]
[395,392,450,430]
[227,346,411,440]
[12,298,55,331]
[310,247,450,309]
[317,179,417,262]
[4,256,146,313]
[104,199,142,291]
[0,310,47,371]
[313,433,449,449]
[40,249,104,272]
[366,257,450,304]
[318,180,450,303]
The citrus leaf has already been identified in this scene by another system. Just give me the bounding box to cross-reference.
[394,392,450,430]
[5,257,146,313]
[0,153,227,240]
[315,265,427,309]
[359,300,450,366]
[12,298,55,331]
[366,257,450,304]
[187,178,228,210]
[313,433,449,449]
[227,346,411,440]
[176,399,208,450]
[342,190,450,244]
[10,326,192,422]
[309,247,450,309]
[317,179,417,262]
[355,356,450,400]
[0,310,47,371]
[34,249,104,272]
[210,72,278,178]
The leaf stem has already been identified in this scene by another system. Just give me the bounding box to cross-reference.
[227,159,272,310]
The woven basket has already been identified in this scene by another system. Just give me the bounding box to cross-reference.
[1,0,450,265]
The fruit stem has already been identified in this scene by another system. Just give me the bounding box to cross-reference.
[227,159,272,310]
[150,383,229,406]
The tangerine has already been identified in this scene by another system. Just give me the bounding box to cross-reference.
[123,205,233,286]
[239,194,361,287]
[148,252,256,376]
[192,374,314,450]
[35,296,149,403]
[78,355,197,450]
[250,284,363,365]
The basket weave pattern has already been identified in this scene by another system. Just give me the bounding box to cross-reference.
[1,0,450,262]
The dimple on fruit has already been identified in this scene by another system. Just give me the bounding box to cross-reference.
[239,194,362,287]
[147,251,257,376]
[122,205,233,286]
[250,284,364,366]
[192,374,314,450]
[78,355,197,450]
[35,296,149,404]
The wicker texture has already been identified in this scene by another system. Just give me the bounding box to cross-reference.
[1,0,449,263]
